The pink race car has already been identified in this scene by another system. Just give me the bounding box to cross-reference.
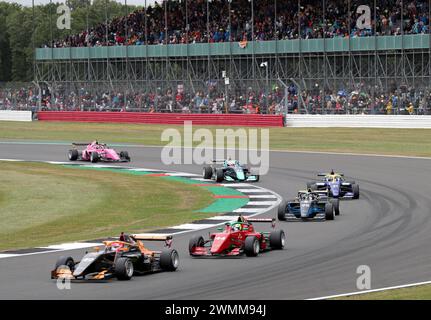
[68,141,131,163]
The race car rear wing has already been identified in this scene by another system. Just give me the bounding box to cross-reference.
[132,234,173,241]
[132,234,173,248]
[72,142,91,146]
[245,218,276,228]
[212,159,226,163]
[317,173,344,177]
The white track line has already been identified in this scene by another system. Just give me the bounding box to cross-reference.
[246,201,278,206]
[41,242,103,250]
[168,223,217,230]
[206,216,241,221]
[0,254,19,258]
[308,280,431,300]
[237,189,270,193]
[248,195,278,199]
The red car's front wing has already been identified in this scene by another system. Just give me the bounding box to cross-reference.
[190,246,242,257]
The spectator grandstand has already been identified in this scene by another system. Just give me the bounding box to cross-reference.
[46,0,430,48]
[4,0,431,115]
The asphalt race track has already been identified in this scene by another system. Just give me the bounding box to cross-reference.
[0,142,431,299]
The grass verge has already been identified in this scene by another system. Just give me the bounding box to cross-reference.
[0,161,213,251]
[334,284,431,300]
[1,121,431,157]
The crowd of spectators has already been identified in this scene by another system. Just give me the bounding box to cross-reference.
[47,0,430,48]
[2,83,431,115]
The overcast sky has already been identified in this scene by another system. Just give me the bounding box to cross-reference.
[3,0,157,6]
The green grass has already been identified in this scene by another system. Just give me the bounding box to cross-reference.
[335,284,431,300]
[0,161,214,251]
[1,121,431,157]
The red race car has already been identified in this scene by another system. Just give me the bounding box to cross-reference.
[189,216,285,257]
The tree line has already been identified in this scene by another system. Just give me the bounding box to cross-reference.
[0,0,139,82]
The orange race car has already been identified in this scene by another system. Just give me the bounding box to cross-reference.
[51,234,179,281]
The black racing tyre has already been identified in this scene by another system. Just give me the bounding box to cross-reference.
[269,230,286,249]
[325,202,335,221]
[215,168,224,182]
[160,249,180,271]
[244,236,260,257]
[277,199,287,221]
[307,182,317,190]
[331,199,340,216]
[189,235,205,254]
[203,166,213,179]
[68,149,78,161]
[115,257,134,280]
[352,184,360,199]
[90,151,99,163]
[120,151,130,162]
[55,256,75,272]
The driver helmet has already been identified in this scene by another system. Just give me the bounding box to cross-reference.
[232,223,242,231]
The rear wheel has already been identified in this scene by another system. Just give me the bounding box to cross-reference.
[160,249,179,271]
[189,235,205,254]
[68,149,78,161]
[115,257,134,280]
[331,199,340,216]
[244,236,260,257]
[277,200,287,221]
[325,203,335,221]
[203,166,213,179]
[352,184,360,199]
[90,151,99,163]
[269,230,286,249]
[215,169,224,182]
[55,256,75,272]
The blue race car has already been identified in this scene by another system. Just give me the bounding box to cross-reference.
[307,171,359,199]
[203,159,260,183]
[278,190,339,221]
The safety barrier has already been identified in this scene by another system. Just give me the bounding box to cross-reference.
[285,115,431,128]
[37,111,284,127]
[0,111,32,122]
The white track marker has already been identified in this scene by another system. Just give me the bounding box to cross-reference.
[308,280,431,300]
[169,223,216,230]
[41,242,103,250]
[246,201,277,206]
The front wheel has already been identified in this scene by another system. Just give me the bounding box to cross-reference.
[115,257,134,280]
[325,202,335,221]
[189,235,205,255]
[90,151,99,163]
[160,249,179,271]
[277,200,287,221]
[68,149,78,161]
[55,256,75,272]
[120,151,131,162]
[352,184,360,199]
[331,199,340,216]
[244,236,260,257]
[215,168,224,183]
[203,166,213,179]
